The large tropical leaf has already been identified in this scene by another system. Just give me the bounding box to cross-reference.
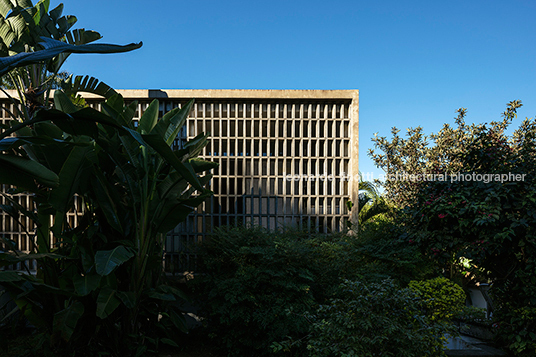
[52,301,84,341]
[49,29,102,72]
[168,307,188,333]
[0,252,65,267]
[151,99,193,145]
[0,191,38,223]
[65,28,101,45]
[53,88,78,113]
[156,171,189,199]
[61,74,117,99]
[138,99,159,134]
[116,290,136,309]
[153,189,213,234]
[0,270,24,282]
[90,167,124,234]
[0,36,142,76]
[73,274,101,296]
[95,246,134,276]
[141,133,203,190]
[48,145,92,213]
[182,132,210,159]
[190,158,219,173]
[96,287,120,319]
[0,153,59,188]
[0,135,80,151]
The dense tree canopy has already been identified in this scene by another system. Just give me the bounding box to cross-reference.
[370,101,536,355]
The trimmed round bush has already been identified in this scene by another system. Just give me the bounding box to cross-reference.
[409,277,466,321]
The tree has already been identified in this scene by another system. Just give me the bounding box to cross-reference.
[357,173,391,226]
[0,0,128,120]
[370,101,536,355]
[0,2,215,355]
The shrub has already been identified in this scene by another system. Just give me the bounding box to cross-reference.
[374,102,536,354]
[195,223,439,356]
[194,226,317,356]
[455,305,490,326]
[356,212,435,285]
[304,279,448,357]
[492,303,536,356]
[408,277,466,321]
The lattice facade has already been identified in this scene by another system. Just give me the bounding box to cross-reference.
[1,89,359,272]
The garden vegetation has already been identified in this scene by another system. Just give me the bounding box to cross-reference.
[1,1,535,356]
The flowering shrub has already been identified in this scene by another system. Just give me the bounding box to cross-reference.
[372,101,536,355]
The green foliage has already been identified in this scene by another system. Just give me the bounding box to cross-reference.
[194,226,317,356]
[455,305,490,326]
[194,223,435,356]
[356,211,435,285]
[304,279,448,357]
[0,0,140,121]
[492,299,536,355]
[371,100,536,355]
[0,92,215,355]
[408,277,466,321]
[356,172,392,226]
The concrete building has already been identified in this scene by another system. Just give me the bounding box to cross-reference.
[0,89,359,271]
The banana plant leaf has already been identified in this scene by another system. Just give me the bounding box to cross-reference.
[95,246,134,277]
[0,0,34,18]
[49,29,102,73]
[96,287,120,319]
[61,74,116,99]
[0,135,86,151]
[137,99,159,134]
[151,99,194,145]
[0,191,38,224]
[0,153,59,188]
[73,274,101,296]
[53,301,84,342]
[90,168,124,234]
[141,133,203,190]
[0,36,142,76]
[116,290,136,309]
[48,145,92,213]
[153,189,213,234]
[0,252,66,268]
[0,270,24,282]
[190,158,219,173]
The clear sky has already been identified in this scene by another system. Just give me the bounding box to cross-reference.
[61,0,536,180]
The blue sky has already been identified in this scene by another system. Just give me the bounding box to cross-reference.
[62,0,536,179]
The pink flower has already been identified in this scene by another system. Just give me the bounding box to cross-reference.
[438,213,447,219]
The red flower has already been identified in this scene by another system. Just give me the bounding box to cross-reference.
[438,213,447,219]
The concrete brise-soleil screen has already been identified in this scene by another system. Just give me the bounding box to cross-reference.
[0,89,359,272]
